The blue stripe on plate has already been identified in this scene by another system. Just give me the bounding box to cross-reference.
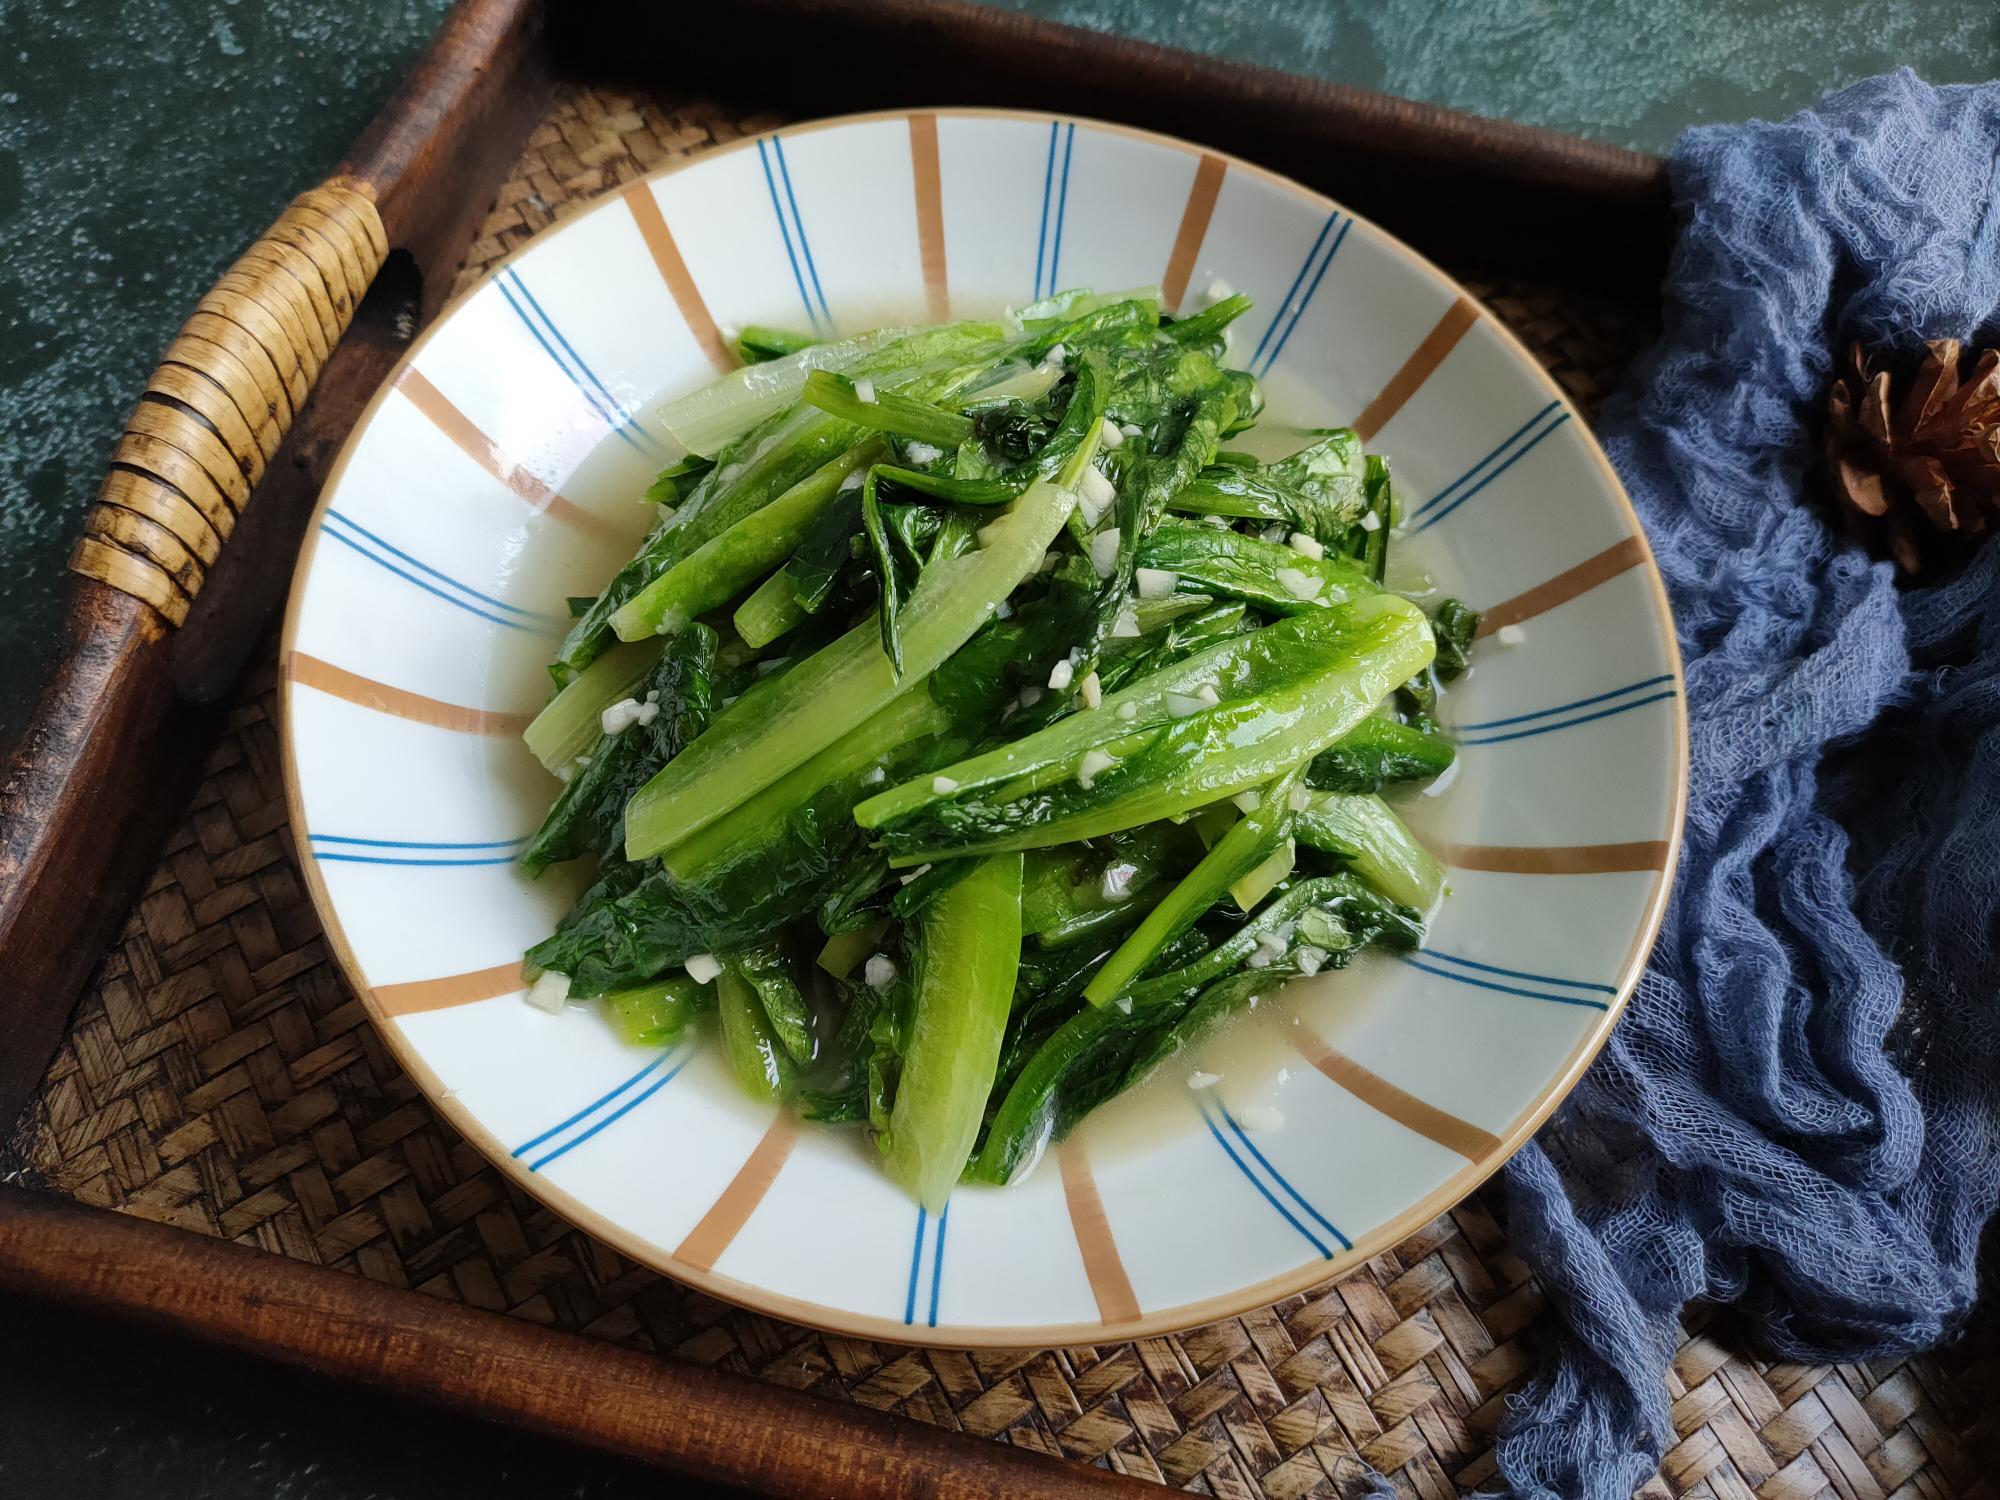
[769,135,832,332]
[902,1206,929,1324]
[310,834,527,850]
[1218,1102,1351,1251]
[928,1201,950,1327]
[1454,674,1677,734]
[1199,1100,1334,1259]
[526,1052,693,1173]
[1457,691,1678,746]
[1258,216,1350,377]
[312,851,519,867]
[318,522,542,634]
[496,278,653,460]
[1407,400,1563,522]
[1248,211,1337,373]
[324,509,543,619]
[1409,409,1573,535]
[1046,122,1075,299]
[1033,121,1059,299]
[758,138,819,332]
[498,269,660,457]
[899,1201,951,1326]
[511,1050,676,1160]
[1419,947,1618,995]
[1401,956,1612,1010]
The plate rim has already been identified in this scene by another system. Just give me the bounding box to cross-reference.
[280,104,1689,1348]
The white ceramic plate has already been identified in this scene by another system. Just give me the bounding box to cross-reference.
[282,109,1686,1345]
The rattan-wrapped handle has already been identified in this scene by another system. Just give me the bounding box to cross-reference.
[71,176,388,626]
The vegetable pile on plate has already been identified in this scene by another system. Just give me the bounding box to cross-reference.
[518,288,1480,1208]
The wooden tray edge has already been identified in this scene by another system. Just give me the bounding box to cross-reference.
[572,0,1671,295]
[0,1185,1155,1500]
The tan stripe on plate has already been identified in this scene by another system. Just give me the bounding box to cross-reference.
[1352,296,1481,442]
[907,113,950,322]
[675,1116,799,1271]
[1439,840,1670,875]
[623,181,732,373]
[1159,154,1227,314]
[285,651,533,736]
[393,368,616,538]
[374,960,527,1017]
[1059,1144,1140,1324]
[1295,1035,1501,1161]
[1477,535,1648,636]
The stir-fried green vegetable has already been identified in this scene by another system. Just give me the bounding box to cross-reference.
[881,854,1023,1209]
[1082,764,1305,1006]
[515,290,1490,1205]
[604,974,712,1047]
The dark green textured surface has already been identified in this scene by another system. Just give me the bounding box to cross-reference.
[2,3,1998,1498]
[999,0,2000,152]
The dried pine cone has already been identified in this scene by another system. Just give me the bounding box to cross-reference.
[1825,338,2000,576]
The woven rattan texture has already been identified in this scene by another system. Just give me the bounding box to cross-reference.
[13,86,1996,1499]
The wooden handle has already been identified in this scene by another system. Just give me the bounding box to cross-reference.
[71,179,388,625]
[0,1187,1155,1500]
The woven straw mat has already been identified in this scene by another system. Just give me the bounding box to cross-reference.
[9,86,1997,1500]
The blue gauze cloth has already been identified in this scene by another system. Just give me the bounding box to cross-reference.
[1486,71,2000,1498]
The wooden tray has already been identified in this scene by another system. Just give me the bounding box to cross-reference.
[1,3,1993,1496]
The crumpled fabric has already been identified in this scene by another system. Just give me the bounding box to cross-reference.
[1491,71,2000,1498]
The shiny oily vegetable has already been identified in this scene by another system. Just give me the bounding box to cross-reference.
[516,287,1487,1203]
